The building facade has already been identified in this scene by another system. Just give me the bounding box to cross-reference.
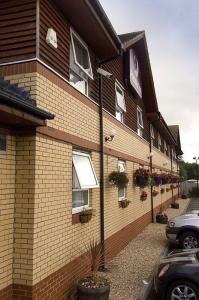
[0,1,182,299]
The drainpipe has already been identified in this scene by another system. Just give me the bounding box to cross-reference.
[149,124,154,223]
[98,53,122,271]
[170,146,174,202]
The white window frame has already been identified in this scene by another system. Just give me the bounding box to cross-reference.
[164,141,168,154]
[72,151,98,214]
[70,28,93,79]
[118,160,126,201]
[115,81,126,123]
[137,107,144,137]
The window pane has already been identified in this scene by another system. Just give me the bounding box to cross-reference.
[137,110,143,127]
[116,109,123,122]
[116,85,126,111]
[73,165,80,189]
[73,36,90,70]
[118,187,125,199]
[73,152,98,189]
[69,70,87,95]
[72,190,88,208]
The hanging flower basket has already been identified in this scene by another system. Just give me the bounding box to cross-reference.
[170,184,174,189]
[140,191,147,201]
[152,190,159,197]
[120,199,130,208]
[160,188,165,194]
[108,171,129,188]
[134,169,150,188]
[161,174,169,185]
[151,173,162,186]
[166,188,170,192]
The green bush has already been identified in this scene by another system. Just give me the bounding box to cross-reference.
[188,187,199,197]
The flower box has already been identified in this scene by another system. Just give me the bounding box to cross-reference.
[79,210,93,224]
[120,199,130,208]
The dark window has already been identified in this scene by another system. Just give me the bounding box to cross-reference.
[0,134,6,151]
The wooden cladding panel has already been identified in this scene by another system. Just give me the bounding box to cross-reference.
[39,0,70,79]
[0,0,36,63]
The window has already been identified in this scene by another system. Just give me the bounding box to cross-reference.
[164,141,168,154]
[137,107,144,137]
[118,160,126,201]
[70,29,93,79]
[158,134,162,150]
[150,125,155,146]
[0,134,6,151]
[69,70,87,95]
[115,82,126,123]
[72,151,98,213]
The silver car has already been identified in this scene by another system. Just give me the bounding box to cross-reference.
[166,210,199,249]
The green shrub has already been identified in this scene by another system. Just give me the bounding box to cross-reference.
[188,187,199,197]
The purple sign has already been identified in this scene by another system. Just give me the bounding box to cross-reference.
[125,49,142,98]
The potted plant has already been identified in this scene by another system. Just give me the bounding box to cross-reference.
[79,209,93,224]
[152,190,159,197]
[170,184,174,189]
[156,211,168,224]
[160,188,165,194]
[120,199,130,208]
[166,188,170,192]
[77,240,110,300]
[140,191,147,201]
[134,168,150,188]
[108,171,129,188]
[151,173,162,186]
[171,202,179,209]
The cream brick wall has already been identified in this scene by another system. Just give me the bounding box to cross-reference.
[2,71,178,287]
[0,133,15,290]
[32,136,100,284]
[13,136,36,286]
[5,72,174,173]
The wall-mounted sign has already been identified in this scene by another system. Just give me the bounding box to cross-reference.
[124,49,142,98]
[46,28,57,49]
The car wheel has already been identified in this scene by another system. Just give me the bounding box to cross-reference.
[179,231,199,249]
[166,280,199,300]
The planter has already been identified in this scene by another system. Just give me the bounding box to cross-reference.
[171,202,179,209]
[170,184,174,189]
[181,194,187,199]
[120,199,130,208]
[79,211,92,224]
[108,171,129,188]
[156,213,168,224]
[166,188,170,192]
[77,284,110,300]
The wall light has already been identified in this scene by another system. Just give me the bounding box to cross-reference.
[105,129,116,142]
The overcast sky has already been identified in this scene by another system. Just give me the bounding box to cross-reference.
[100,0,199,163]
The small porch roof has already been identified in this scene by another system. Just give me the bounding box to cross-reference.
[0,77,54,127]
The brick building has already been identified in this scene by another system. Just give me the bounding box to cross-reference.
[0,0,182,299]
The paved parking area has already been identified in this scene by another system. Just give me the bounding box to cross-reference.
[104,198,189,300]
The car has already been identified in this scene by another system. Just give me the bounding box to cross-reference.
[166,210,199,249]
[154,249,199,300]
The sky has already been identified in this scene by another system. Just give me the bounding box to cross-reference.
[100,0,199,163]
